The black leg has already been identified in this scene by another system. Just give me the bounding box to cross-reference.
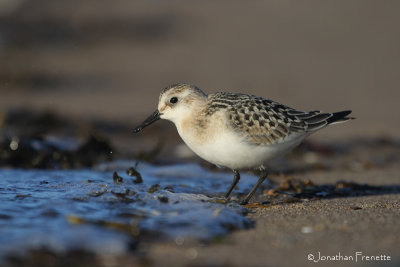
[241,169,269,205]
[225,170,240,198]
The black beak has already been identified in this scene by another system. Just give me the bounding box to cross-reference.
[133,110,161,133]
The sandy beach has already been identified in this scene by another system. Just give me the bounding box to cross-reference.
[1,0,399,266]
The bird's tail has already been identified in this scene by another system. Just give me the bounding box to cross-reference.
[288,109,354,132]
[326,110,354,125]
[295,110,354,132]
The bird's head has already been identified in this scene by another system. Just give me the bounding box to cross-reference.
[133,83,207,133]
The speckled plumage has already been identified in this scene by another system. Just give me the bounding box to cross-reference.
[204,92,351,146]
[134,83,353,204]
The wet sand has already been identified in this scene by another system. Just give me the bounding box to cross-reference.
[144,168,400,267]
[1,0,400,266]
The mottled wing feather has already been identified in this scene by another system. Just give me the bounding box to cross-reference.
[205,93,296,145]
[205,92,346,145]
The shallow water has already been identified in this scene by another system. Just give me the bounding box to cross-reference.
[0,163,258,260]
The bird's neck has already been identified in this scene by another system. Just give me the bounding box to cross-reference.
[175,98,210,144]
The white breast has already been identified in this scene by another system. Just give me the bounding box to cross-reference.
[175,112,306,170]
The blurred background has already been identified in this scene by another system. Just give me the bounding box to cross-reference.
[1,0,399,160]
[1,1,400,265]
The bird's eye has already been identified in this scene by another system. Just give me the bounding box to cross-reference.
[170,97,178,104]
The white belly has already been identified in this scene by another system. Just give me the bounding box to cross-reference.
[178,126,306,170]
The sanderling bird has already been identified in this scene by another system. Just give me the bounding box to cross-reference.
[134,83,353,204]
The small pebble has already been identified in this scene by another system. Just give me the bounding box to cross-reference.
[126,167,143,184]
[113,171,124,184]
[158,196,169,203]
